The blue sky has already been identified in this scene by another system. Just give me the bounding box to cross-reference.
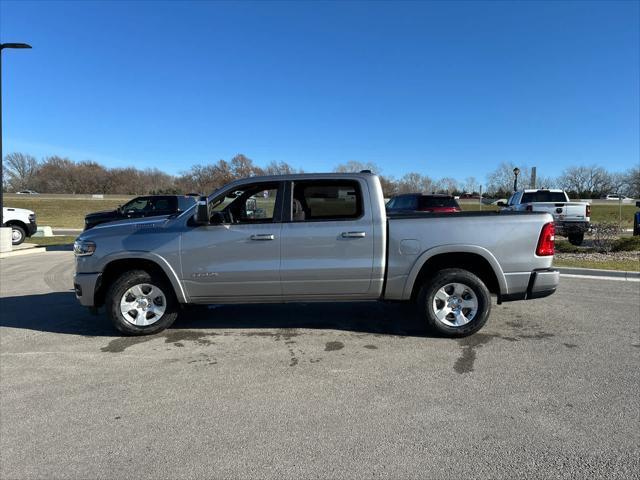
[1,0,638,182]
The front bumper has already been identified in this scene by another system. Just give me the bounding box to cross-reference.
[73,273,101,307]
[27,220,37,236]
[501,268,559,302]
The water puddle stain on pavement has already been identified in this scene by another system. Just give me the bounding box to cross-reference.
[101,330,216,353]
[363,345,378,350]
[325,341,344,351]
[563,343,578,349]
[453,329,558,374]
[454,334,494,374]
[101,336,157,353]
[164,331,215,346]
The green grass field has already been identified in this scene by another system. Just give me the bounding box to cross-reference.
[553,257,639,272]
[8,198,129,228]
[4,196,638,229]
[459,202,635,227]
[29,235,77,247]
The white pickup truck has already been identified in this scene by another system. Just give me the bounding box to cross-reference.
[2,207,38,245]
[499,189,590,245]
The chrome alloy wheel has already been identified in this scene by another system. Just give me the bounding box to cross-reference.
[119,283,167,326]
[432,282,479,327]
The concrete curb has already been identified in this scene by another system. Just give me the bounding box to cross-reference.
[557,266,640,281]
[0,246,47,259]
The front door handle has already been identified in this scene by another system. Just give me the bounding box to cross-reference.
[250,234,276,241]
[341,231,366,238]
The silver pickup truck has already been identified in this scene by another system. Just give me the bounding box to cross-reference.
[73,172,559,337]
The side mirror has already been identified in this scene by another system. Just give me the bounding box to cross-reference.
[193,196,210,225]
[496,201,507,207]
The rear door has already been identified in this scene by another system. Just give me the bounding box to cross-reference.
[280,179,375,297]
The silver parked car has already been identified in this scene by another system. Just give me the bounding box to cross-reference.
[73,172,559,337]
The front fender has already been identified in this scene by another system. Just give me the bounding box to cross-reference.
[401,244,508,299]
[97,250,188,303]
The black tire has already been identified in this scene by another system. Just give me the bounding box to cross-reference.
[106,269,178,335]
[416,268,491,337]
[568,232,584,246]
[11,225,26,245]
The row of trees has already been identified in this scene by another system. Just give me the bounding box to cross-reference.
[3,152,639,199]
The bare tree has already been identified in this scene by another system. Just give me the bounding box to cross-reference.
[622,167,640,198]
[230,154,263,178]
[333,161,379,173]
[462,176,478,194]
[3,152,39,191]
[558,165,613,198]
[486,162,531,195]
[264,161,298,175]
[436,177,459,194]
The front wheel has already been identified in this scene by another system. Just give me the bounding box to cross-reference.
[417,268,491,337]
[11,225,26,245]
[106,270,178,335]
[568,232,584,246]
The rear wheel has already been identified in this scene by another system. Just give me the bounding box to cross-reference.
[568,232,584,246]
[417,268,491,337]
[11,225,26,245]
[106,270,178,335]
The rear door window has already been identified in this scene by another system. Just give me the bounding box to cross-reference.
[292,180,363,221]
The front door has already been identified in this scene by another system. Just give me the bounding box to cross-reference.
[180,182,283,301]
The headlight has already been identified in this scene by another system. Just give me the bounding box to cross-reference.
[74,240,96,256]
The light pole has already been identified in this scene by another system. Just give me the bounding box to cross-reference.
[0,42,32,228]
[513,167,520,192]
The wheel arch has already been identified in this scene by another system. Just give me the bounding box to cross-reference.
[95,253,188,307]
[5,219,28,230]
[404,246,507,301]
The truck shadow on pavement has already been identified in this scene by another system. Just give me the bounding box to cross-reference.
[0,291,430,338]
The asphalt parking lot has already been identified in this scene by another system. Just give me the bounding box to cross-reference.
[1,251,639,479]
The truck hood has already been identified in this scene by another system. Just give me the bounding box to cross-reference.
[2,206,35,216]
[85,209,118,220]
[80,215,173,238]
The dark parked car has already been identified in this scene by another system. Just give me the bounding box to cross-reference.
[84,195,197,230]
[386,193,461,214]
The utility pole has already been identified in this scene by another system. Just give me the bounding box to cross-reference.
[0,42,32,226]
[0,42,31,252]
[531,167,537,189]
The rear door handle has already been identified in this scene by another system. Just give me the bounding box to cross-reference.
[250,234,276,241]
[341,231,366,238]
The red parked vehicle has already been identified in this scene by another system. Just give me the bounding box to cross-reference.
[385,193,461,214]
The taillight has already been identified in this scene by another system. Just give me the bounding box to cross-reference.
[536,222,555,256]
[586,204,591,217]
